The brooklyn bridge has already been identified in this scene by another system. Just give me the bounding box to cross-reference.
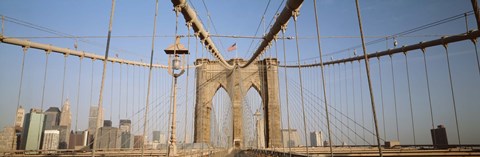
[0,0,480,156]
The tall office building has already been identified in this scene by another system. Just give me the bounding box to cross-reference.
[87,106,103,148]
[96,122,120,149]
[431,125,449,149]
[42,130,59,150]
[88,106,103,136]
[15,106,25,128]
[58,99,72,149]
[44,107,61,130]
[310,131,324,147]
[281,129,300,147]
[20,108,45,150]
[119,120,132,149]
[69,130,88,150]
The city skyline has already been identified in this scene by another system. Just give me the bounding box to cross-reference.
[1,0,480,156]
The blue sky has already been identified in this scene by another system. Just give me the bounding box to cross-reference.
[1,0,479,145]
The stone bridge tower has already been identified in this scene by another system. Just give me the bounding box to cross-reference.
[194,58,281,148]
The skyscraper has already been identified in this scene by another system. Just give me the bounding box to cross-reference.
[20,108,45,150]
[310,131,324,147]
[58,99,72,149]
[119,119,132,149]
[44,107,60,130]
[88,106,103,136]
[42,130,59,150]
[87,106,103,148]
[281,129,300,147]
[15,106,25,128]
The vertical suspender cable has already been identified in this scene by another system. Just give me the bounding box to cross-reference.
[339,64,344,145]
[354,1,383,156]
[333,64,338,145]
[351,62,357,145]
[390,55,400,141]
[110,62,114,121]
[12,47,27,150]
[119,63,122,120]
[15,47,27,117]
[61,54,67,106]
[404,53,416,144]
[40,52,50,110]
[421,49,436,145]
[443,44,461,144]
[74,44,83,150]
[38,51,50,152]
[292,10,309,155]
[126,65,129,118]
[93,0,115,155]
[90,59,94,107]
[471,0,480,75]
[274,35,287,153]
[183,22,191,149]
[141,0,159,155]
[358,61,365,144]
[344,63,350,146]
[280,25,292,156]
[377,58,387,141]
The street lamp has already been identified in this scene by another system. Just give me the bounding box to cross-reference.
[164,36,189,156]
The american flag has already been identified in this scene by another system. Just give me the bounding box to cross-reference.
[227,43,237,52]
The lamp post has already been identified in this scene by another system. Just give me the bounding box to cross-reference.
[164,36,189,156]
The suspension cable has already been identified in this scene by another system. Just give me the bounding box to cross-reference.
[443,44,462,144]
[351,61,357,144]
[119,62,122,120]
[404,52,416,144]
[12,47,27,150]
[355,1,383,155]
[344,62,350,146]
[377,58,387,141]
[110,62,114,121]
[15,47,27,119]
[40,52,50,110]
[280,25,292,155]
[358,60,365,144]
[61,54,67,107]
[92,0,116,154]
[183,22,191,149]
[421,49,436,145]
[292,11,309,155]
[89,59,94,107]
[74,45,82,151]
[126,65,129,118]
[390,55,400,141]
[141,0,158,155]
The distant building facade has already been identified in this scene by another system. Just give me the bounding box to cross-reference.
[44,107,61,130]
[96,122,120,149]
[15,106,25,128]
[87,106,103,148]
[119,119,132,148]
[20,108,45,150]
[281,129,300,147]
[58,99,72,149]
[69,130,88,150]
[431,125,449,149]
[310,131,323,147]
[42,130,59,150]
